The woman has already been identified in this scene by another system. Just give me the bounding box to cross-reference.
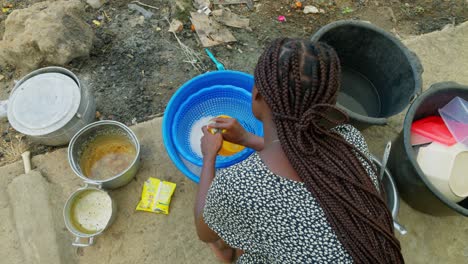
[194,38,403,263]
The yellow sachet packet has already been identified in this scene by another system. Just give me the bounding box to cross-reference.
[136,177,176,214]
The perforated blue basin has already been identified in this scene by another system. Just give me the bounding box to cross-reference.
[162,71,262,183]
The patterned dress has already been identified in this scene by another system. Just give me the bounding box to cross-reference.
[203,125,379,263]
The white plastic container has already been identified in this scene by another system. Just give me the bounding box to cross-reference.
[439,96,468,147]
[417,142,468,202]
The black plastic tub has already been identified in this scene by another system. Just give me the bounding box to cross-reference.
[311,20,423,126]
[388,82,468,216]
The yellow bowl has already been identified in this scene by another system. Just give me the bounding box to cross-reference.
[209,115,245,157]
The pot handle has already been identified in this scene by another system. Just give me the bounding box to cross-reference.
[83,182,103,189]
[393,220,408,235]
[72,236,95,247]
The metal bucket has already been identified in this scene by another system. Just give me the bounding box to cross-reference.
[63,184,117,247]
[68,120,141,189]
[7,67,95,146]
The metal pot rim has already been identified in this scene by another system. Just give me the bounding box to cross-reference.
[63,186,114,238]
[371,155,399,219]
[67,120,141,186]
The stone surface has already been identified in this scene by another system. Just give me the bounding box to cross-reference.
[7,170,68,264]
[0,20,468,264]
[0,163,25,264]
[0,0,94,71]
[303,5,320,14]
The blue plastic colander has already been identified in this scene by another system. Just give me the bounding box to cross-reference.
[171,85,262,171]
[163,71,259,183]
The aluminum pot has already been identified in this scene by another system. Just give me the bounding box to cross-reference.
[68,120,141,189]
[63,184,117,247]
[8,66,95,146]
[371,155,407,235]
[371,155,399,218]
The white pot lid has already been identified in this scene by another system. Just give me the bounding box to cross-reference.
[8,72,81,136]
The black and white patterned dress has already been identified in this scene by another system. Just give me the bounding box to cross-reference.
[203,124,378,263]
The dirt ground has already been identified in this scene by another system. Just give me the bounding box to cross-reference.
[0,0,467,166]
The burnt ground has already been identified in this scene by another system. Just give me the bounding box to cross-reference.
[0,0,467,165]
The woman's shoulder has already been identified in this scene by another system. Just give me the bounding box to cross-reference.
[332,124,380,190]
[332,124,367,150]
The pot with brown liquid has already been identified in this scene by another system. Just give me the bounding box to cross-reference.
[68,120,141,189]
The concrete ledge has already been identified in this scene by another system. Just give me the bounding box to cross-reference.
[7,170,63,264]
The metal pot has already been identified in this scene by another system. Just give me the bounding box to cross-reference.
[68,120,141,189]
[371,155,399,218]
[63,184,117,247]
[371,155,407,235]
[8,67,95,146]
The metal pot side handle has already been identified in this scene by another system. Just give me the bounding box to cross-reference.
[393,220,408,236]
[73,236,95,247]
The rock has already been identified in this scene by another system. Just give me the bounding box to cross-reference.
[129,16,145,28]
[303,5,319,14]
[7,171,62,264]
[168,19,184,33]
[303,5,325,14]
[0,0,94,71]
[86,0,107,9]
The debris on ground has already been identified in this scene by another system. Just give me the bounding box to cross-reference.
[168,19,184,33]
[194,0,212,15]
[166,18,207,72]
[197,5,212,15]
[0,74,4,81]
[0,134,27,164]
[278,15,286,22]
[0,0,94,71]
[212,8,250,29]
[190,12,236,47]
[92,20,102,27]
[303,5,325,14]
[294,1,303,9]
[213,0,254,10]
[86,0,107,9]
[193,0,211,9]
[131,1,159,10]
[2,3,13,14]
[129,15,146,28]
[342,6,354,14]
[128,3,154,19]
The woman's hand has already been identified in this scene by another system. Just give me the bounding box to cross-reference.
[201,126,223,160]
[209,117,265,151]
[208,117,249,145]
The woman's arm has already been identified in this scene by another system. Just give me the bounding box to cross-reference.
[240,132,264,152]
[194,126,222,243]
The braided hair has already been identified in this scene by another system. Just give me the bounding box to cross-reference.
[254,38,403,263]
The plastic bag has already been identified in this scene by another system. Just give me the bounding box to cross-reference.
[136,177,176,215]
